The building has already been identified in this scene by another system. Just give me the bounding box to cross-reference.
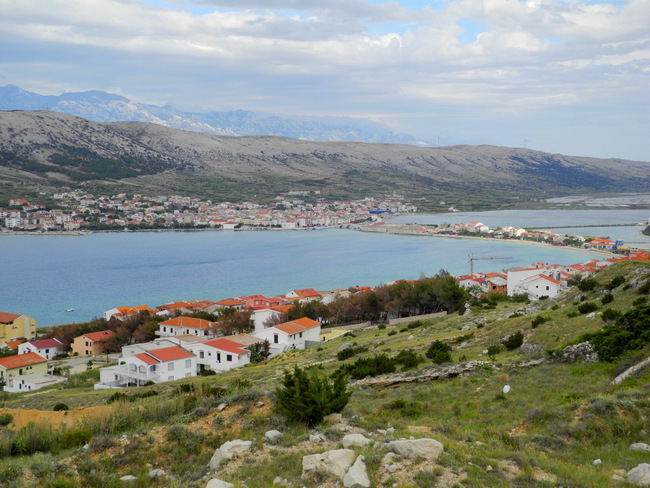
[252,317,321,357]
[18,338,63,360]
[3,373,67,393]
[186,337,251,373]
[71,330,116,356]
[0,352,48,382]
[156,317,218,338]
[96,345,196,389]
[0,313,36,343]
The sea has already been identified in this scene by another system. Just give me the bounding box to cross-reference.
[1,209,648,327]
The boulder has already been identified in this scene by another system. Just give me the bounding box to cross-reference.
[148,469,165,478]
[264,430,283,444]
[388,438,444,461]
[206,479,234,488]
[302,449,356,479]
[309,433,326,443]
[343,455,371,488]
[208,440,253,470]
[631,443,650,453]
[120,475,137,481]
[342,433,372,448]
[216,403,228,412]
[628,464,650,486]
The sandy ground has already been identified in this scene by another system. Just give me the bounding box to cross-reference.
[0,405,115,431]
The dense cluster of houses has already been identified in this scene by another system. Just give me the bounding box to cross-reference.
[0,192,417,232]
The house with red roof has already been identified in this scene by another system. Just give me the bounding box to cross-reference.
[186,337,251,373]
[103,305,154,322]
[97,345,196,388]
[285,288,322,303]
[156,316,218,338]
[214,298,247,311]
[0,312,37,343]
[71,330,116,357]
[0,352,48,382]
[252,317,321,357]
[515,274,564,300]
[0,339,24,353]
[18,338,63,360]
[155,301,196,316]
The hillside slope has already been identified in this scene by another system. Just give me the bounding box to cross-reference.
[0,110,648,204]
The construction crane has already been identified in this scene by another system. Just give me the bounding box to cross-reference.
[468,253,511,275]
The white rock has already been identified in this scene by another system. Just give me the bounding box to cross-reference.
[502,385,510,394]
[208,440,253,470]
[388,438,444,461]
[216,403,228,412]
[149,469,165,478]
[206,479,235,488]
[586,312,596,319]
[120,475,137,481]
[309,433,326,443]
[631,443,650,453]
[302,449,356,479]
[407,335,415,340]
[593,459,602,465]
[264,430,283,444]
[628,463,650,486]
[342,433,372,448]
[343,455,371,488]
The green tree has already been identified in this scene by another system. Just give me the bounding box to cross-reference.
[425,340,453,364]
[275,366,351,426]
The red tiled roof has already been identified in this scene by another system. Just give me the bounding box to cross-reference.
[293,288,321,297]
[28,338,62,349]
[275,322,305,334]
[291,317,320,330]
[201,338,249,355]
[0,312,21,324]
[3,340,24,351]
[149,346,194,362]
[134,352,159,365]
[159,317,214,330]
[0,352,47,370]
[216,298,246,307]
[84,330,115,342]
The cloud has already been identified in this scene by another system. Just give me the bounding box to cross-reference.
[0,0,647,159]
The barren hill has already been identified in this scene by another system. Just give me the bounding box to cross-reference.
[0,110,647,203]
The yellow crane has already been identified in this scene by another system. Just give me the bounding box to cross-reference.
[468,253,512,275]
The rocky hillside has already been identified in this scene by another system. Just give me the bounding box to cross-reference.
[0,110,648,204]
[0,261,649,488]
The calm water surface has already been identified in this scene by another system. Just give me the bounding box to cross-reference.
[0,221,612,326]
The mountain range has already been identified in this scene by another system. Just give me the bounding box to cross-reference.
[0,110,647,206]
[0,85,428,147]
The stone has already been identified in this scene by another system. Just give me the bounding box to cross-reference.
[208,440,253,470]
[586,312,596,319]
[342,433,372,448]
[256,401,265,407]
[386,427,395,434]
[593,459,602,465]
[560,342,599,362]
[309,433,326,443]
[343,455,371,488]
[339,342,354,352]
[631,443,650,453]
[216,403,228,412]
[388,438,444,461]
[382,452,399,464]
[302,449,356,479]
[272,476,289,486]
[206,479,235,488]
[628,464,650,486]
[324,413,342,423]
[149,469,165,478]
[502,385,510,394]
[120,475,137,481]
[407,335,415,340]
[264,430,283,444]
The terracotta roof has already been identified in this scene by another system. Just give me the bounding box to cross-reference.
[291,317,320,330]
[215,298,246,307]
[2,340,24,350]
[0,312,21,324]
[134,352,159,365]
[275,322,305,334]
[27,338,62,349]
[159,317,215,330]
[201,338,249,355]
[150,346,194,362]
[84,330,115,342]
[0,352,48,370]
[293,288,321,298]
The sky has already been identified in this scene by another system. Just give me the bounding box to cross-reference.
[0,0,648,160]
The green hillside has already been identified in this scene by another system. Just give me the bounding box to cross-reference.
[0,261,649,488]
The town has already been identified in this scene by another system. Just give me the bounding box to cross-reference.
[0,191,417,232]
[1,246,648,394]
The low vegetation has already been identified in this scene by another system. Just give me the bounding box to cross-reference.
[0,261,647,488]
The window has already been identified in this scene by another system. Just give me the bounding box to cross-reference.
[185,359,191,368]
[168,363,175,371]
[299,332,303,338]
[217,353,221,362]
[274,334,279,344]
[199,351,204,359]
[226,354,232,362]
[546,286,550,291]
[163,327,167,332]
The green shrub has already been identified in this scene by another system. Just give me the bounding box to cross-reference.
[340,354,397,379]
[487,345,502,359]
[387,330,397,336]
[275,366,351,426]
[377,324,386,329]
[567,311,579,318]
[0,413,13,426]
[578,302,599,314]
[336,346,368,361]
[601,308,621,323]
[590,304,650,362]
[199,369,217,376]
[394,349,425,370]
[531,316,548,328]
[607,276,625,290]
[53,403,69,411]
[59,429,93,449]
[633,296,647,306]
[601,293,614,305]
[407,320,423,330]
[578,278,598,292]
[503,331,524,351]
[425,340,452,364]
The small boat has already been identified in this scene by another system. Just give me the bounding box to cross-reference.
[66,308,74,312]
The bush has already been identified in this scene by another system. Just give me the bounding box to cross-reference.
[388,330,397,336]
[487,345,502,359]
[531,316,548,328]
[340,354,397,379]
[503,331,524,351]
[407,320,424,330]
[336,346,368,361]
[377,324,386,330]
[59,429,93,449]
[601,308,621,323]
[394,349,425,370]
[607,276,625,291]
[425,340,452,364]
[601,293,614,305]
[53,403,69,411]
[578,302,599,314]
[0,413,13,426]
[578,278,598,292]
[275,366,351,426]
[590,304,650,362]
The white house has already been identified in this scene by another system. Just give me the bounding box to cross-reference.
[515,274,563,300]
[18,338,63,360]
[3,373,67,393]
[252,317,321,357]
[156,316,217,338]
[186,337,251,373]
[96,345,196,389]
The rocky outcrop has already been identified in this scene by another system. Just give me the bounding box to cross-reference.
[264,430,283,445]
[558,342,598,363]
[355,361,492,387]
[302,449,356,480]
[343,455,371,488]
[627,463,650,486]
[388,438,444,461]
[206,479,234,488]
[342,433,372,448]
[208,440,253,470]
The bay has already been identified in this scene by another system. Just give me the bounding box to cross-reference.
[1,224,607,327]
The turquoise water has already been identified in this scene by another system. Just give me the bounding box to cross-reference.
[1,226,606,327]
